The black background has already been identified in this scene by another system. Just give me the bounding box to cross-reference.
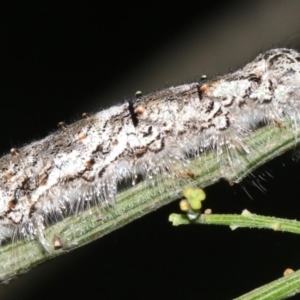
[2,1,300,299]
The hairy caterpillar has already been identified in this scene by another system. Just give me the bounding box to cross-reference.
[1,48,300,250]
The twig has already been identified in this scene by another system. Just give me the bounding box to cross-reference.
[0,120,299,283]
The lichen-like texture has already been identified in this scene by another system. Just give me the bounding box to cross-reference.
[1,48,300,248]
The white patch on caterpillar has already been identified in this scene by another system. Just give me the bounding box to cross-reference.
[1,48,300,249]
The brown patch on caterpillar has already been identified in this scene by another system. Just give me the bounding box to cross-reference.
[134,106,145,116]
[135,147,147,157]
[92,144,102,154]
[28,202,37,218]
[58,121,68,130]
[272,119,284,129]
[19,175,30,190]
[62,174,79,182]
[3,171,13,180]
[85,159,95,169]
[82,112,90,119]
[38,162,52,186]
[92,143,112,155]
[78,132,87,141]
[0,199,19,220]
[98,166,107,178]
[38,172,48,186]
[186,171,195,178]
[7,199,17,209]
[199,83,209,93]
[172,168,195,179]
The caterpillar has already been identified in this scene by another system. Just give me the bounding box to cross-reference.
[1,47,300,251]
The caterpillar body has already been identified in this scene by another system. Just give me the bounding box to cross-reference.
[1,48,300,249]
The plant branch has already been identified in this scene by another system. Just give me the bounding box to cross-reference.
[234,269,300,300]
[0,121,299,283]
[169,210,300,234]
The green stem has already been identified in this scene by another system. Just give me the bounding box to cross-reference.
[0,122,299,283]
[234,269,300,300]
[170,211,300,235]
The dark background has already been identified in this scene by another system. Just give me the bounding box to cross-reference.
[1,1,300,299]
